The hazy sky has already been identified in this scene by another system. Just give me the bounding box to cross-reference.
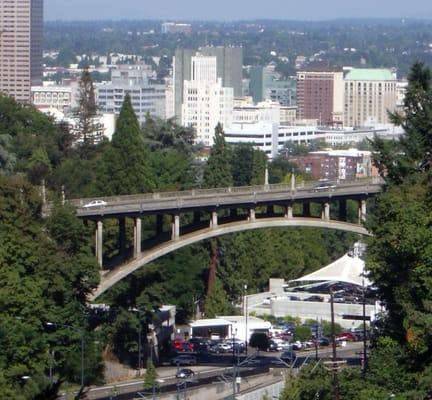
[45,0,432,21]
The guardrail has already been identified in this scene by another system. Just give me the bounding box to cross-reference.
[67,177,384,209]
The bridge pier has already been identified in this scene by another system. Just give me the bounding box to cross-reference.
[249,208,256,222]
[358,199,367,223]
[210,211,218,229]
[171,215,180,241]
[285,205,293,219]
[322,203,330,221]
[134,217,142,258]
[95,220,103,267]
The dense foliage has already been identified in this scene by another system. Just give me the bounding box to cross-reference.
[0,176,102,397]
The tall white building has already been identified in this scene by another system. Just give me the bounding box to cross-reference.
[181,56,233,146]
[344,68,397,127]
[96,64,166,125]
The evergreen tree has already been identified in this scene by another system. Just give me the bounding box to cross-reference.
[98,94,155,195]
[232,143,254,186]
[204,278,232,318]
[74,68,99,145]
[26,147,52,185]
[361,62,432,398]
[372,62,432,183]
[203,123,233,188]
[251,149,267,185]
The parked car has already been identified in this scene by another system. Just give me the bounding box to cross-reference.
[173,339,193,352]
[280,350,297,364]
[276,341,292,351]
[170,355,197,366]
[318,337,331,346]
[232,342,245,354]
[215,343,232,353]
[188,337,208,353]
[336,332,357,342]
[304,295,324,302]
[289,296,301,301]
[267,340,279,352]
[83,199,107,208]
[291,341,303,350]
[176,368,195,379]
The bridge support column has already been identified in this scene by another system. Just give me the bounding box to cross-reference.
[249,208,256,222]
[156,215,164,235]
[119,217,126,260]
[134,217,142,258]
[303,202,311,217]
[358,199,367,223]
[322,203,330,221]
[285,205,293,219]
[230,208,238,218]
[95,220,103,267]
[171,215,180,241]
[267,205,274,216]
[210,211,218,229]
[339,199,347,221]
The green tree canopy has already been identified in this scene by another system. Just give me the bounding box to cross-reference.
[0,176,102,397]
[98,94,155,195]
[203,123,233,188]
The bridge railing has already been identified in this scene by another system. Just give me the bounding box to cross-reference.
[67,177,384,208]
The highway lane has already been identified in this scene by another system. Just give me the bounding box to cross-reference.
[73,342,364,400]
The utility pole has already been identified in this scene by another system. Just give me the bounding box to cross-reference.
[362,279,368,377]
[330,290,340,400]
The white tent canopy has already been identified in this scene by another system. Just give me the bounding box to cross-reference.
[292,253,372,287]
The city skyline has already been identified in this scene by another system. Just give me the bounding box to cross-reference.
[45,0,432,21]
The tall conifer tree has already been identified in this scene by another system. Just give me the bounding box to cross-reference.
[98,94,155,195]
[203,123,233,188]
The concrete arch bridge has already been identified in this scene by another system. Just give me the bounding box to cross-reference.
[65,178,382,300]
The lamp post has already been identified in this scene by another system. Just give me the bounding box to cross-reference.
[244,284,248,356]
[362,278,368,377]
[130,308,146,376]
[329,290,340,400]
[46,322,84,388]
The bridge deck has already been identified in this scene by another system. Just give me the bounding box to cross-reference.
[66,178,383,219]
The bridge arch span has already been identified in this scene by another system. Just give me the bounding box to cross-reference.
[90,217,370,301]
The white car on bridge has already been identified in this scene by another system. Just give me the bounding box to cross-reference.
[82,200,107,208]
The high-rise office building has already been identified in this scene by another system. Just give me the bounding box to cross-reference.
[181,56,233,147]
[96,64,166,126]
[200,47,243,97]
[0,0,43,102]
[296,69,344,126]
[343,68,397,127]
[174,47,242,121]
[249,66,296,106]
